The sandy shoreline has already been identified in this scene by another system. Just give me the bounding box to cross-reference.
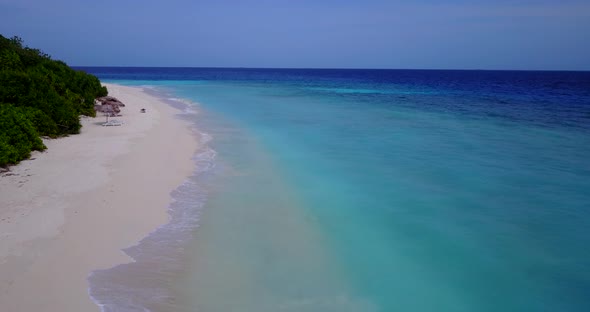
[0,84,198,311]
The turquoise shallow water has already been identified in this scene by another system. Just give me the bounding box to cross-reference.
[86,68,590,311]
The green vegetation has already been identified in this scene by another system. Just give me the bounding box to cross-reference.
[0,35,107,167]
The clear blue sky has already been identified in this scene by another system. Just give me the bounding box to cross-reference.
[1,0,589,70]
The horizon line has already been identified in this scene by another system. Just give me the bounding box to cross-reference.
[71,66,590,73]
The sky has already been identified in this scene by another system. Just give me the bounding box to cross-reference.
[1,0,589,70]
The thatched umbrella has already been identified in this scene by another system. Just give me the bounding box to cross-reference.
[98,103,120,122]
[97,96,126,107]
[95,96,125,122]
[97,96,119,102]
[104,100,125,107]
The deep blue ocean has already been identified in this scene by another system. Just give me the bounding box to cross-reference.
[79,67,590,312]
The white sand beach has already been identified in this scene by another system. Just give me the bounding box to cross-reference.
[0,84,198,312]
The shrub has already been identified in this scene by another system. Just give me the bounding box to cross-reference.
[0,34,106,165]
[0,104,46,166]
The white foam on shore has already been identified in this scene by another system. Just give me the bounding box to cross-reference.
[87,92,216,312]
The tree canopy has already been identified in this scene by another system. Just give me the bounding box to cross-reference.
[0,34,107,166]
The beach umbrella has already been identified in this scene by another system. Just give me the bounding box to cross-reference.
[97,96,119,102]
[104,100,125,107]
[100,104,115,122]
[98,102,121,113]
[98,96,126,107]
[99,103,121,122]
[95,96,124,122]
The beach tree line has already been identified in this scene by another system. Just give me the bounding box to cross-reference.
[0,34,107,166]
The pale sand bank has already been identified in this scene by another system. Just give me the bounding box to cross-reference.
[0,84,198,311]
